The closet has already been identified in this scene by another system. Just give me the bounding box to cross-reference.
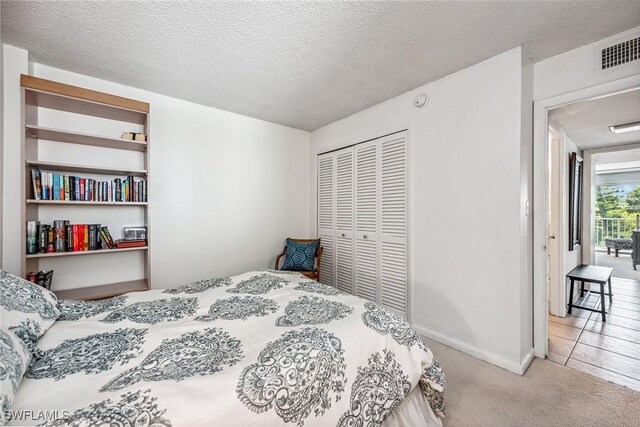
[317,131,408,318]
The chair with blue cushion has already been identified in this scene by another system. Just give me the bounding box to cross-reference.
[274,238,323,281]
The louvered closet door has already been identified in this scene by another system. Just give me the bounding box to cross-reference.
[355,140,379,302]
[317,153,335,286]
[380,132,408,317]
[335,148,355,294]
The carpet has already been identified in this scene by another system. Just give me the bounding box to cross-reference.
[423,338,640,426]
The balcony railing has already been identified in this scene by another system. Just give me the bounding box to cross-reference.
[595,217,638,249]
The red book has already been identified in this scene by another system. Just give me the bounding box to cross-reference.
[83,225,89,251]
[73,225,79,251]
[115,239,146,249]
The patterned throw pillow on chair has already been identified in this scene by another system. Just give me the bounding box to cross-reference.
[281,239,319,271]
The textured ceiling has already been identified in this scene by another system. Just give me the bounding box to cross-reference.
[550,89,640,150]
[2,1,640,131]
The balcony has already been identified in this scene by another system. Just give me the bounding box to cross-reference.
[595,217,639,280]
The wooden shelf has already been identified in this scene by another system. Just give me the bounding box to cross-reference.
[22,75,148,124]
[26,246,147,259]
[26,125,147,152]
[21,75,151,292]
[26,199,147,206]
[53,279,148,301]
[26,160,147,177]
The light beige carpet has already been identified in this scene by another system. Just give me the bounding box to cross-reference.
[423,338,640,427]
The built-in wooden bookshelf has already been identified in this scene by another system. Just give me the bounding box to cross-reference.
[21,75,151,300]
[26,200,148,206]
[26,125,148,152]
[26,160,147,177]
[25,246,148,259]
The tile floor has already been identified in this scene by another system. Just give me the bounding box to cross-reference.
[548,276,640,392]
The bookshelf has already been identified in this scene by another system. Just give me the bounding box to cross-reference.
[25,246,148,259]
[21,75,151,300]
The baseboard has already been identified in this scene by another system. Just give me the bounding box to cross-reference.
[520,348,535,374]
[413,324,535,375]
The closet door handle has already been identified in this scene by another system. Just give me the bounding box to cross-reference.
[341,233,345,237]
[363,235,368,239]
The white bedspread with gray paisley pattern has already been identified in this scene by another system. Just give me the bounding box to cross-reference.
[11,270,445,427]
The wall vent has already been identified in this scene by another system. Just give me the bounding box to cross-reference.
[601,37,639,70]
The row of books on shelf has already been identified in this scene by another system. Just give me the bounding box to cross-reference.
[31,168,147,202]
[26,221,147,254]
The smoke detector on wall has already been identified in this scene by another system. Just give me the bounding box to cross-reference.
[414,93,428,108]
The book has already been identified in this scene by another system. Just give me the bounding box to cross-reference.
[73,225,79,251]
[52,174,58,200]
[48,173,53,200]
[115,239,146,249]
[99,226,116,249]
[53,220,67,252]
[36,270,54,290]
[88,224,97,250]
[47,227,54,253]
[26,221,39,254]
[29,168,147,203]
[66,224,74,252]
[38,224,49,253]
[41,171,48,200]
[31,169,42,200]
[79,178,85,201]
[83,225,88,251]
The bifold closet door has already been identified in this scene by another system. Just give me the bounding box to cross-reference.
[380,132,408,317]
[335,148,355,294]
[317,131,408,318]
[317,153,335,286]
[354,140,379,302]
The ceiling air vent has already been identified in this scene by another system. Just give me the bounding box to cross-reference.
[601,37,639,70]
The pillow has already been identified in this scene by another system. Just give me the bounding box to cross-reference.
[281,239,319,271]
[0,329,31,425]
[0,270,60,352]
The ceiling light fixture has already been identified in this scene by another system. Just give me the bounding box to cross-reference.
[609,121,640,134]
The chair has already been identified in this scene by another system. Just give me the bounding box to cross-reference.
[274,238,323,281]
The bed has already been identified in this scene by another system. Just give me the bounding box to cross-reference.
[2,270,445,426]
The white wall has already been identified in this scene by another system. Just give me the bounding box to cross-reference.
[2,46,312,289]
[534,26,640,101]
[310,48,533,373]
[2,45,28,274]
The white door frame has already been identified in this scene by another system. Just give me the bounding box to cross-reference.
[533,75,640,358]
[547,125,566,317]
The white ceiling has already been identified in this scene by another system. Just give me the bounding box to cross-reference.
[2,1,640,131]
[595,159,640,170]
[550,89,640,150]
[593,150,640,166]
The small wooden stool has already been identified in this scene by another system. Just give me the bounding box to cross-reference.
[567,264,613,322]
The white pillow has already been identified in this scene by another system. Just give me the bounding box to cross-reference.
[0,329,31,425]
[0,270,60,352]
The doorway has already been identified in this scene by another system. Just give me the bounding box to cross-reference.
[539,87,640,391]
